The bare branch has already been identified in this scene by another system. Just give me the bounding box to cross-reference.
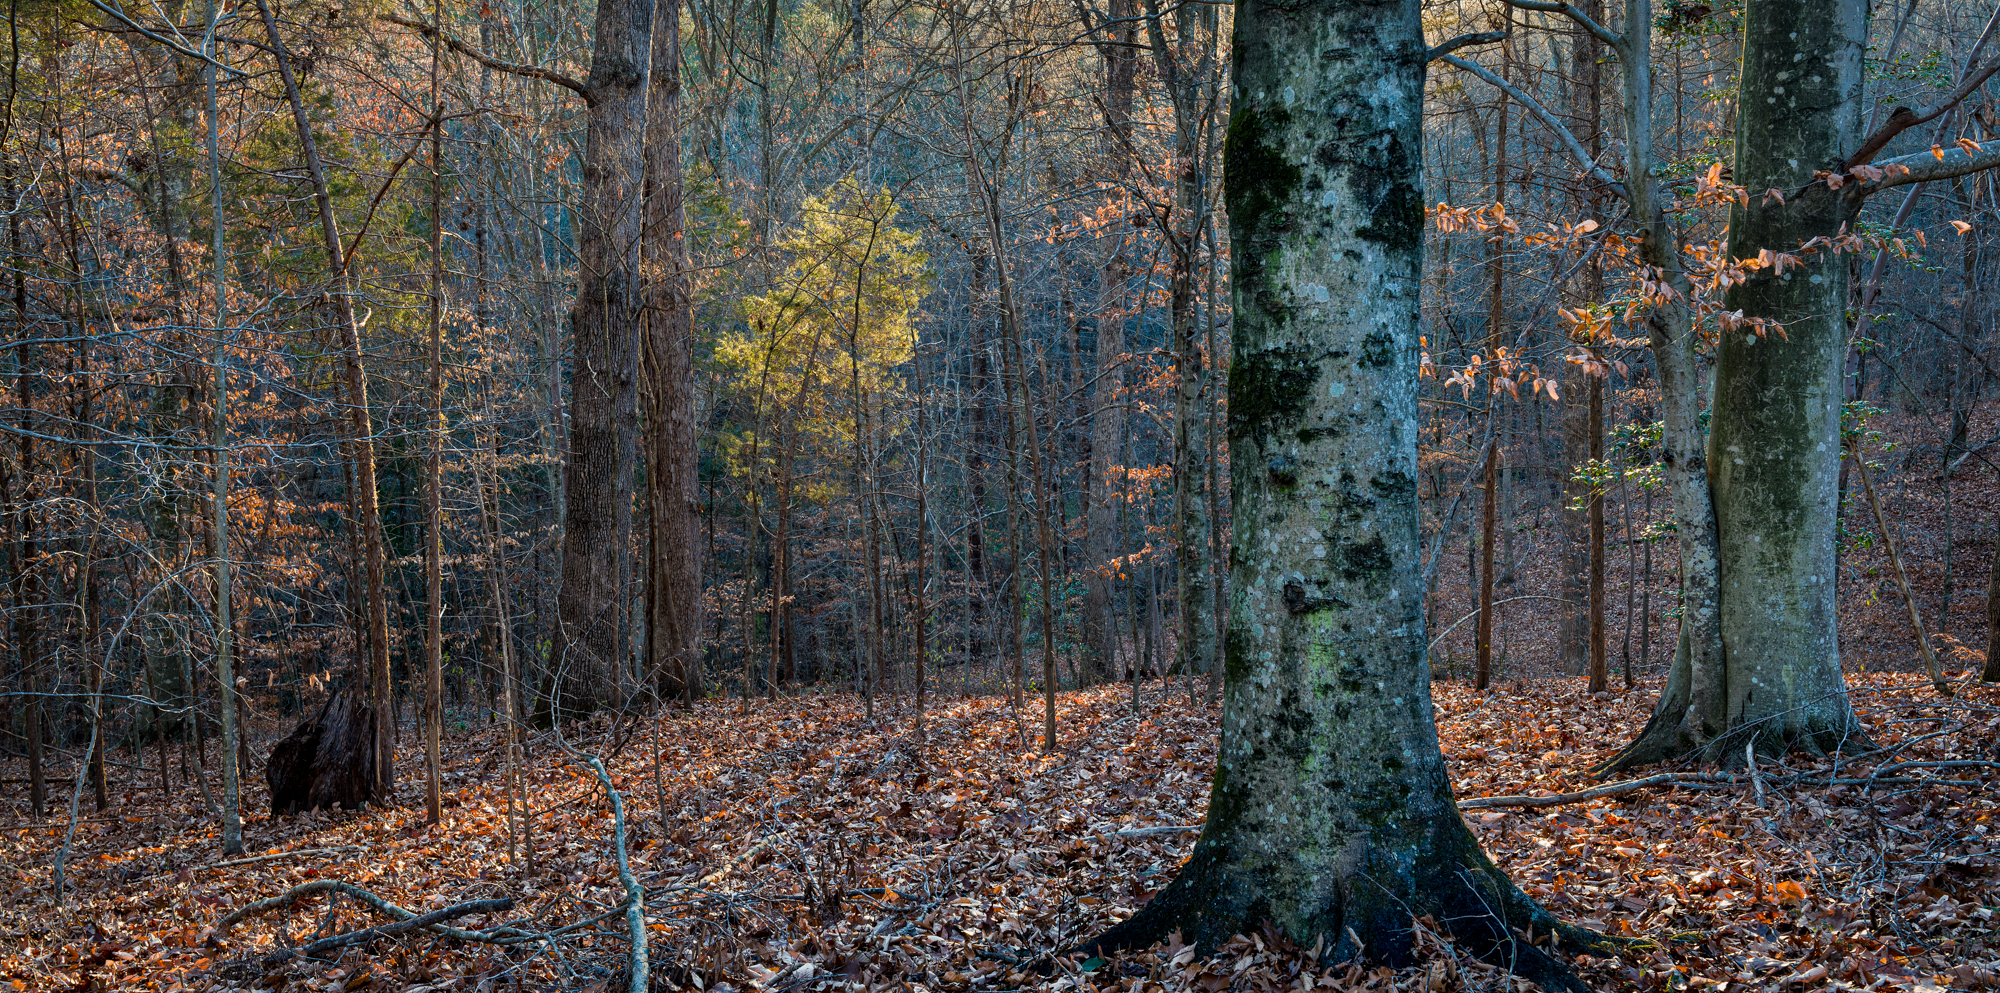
[1495,0,1624,50]
[1848,54,2000,166]
[1866,141,2000,191]
[263,898,516,964]
[1427,31,1509,62]
[84,0,248,78]
[379,14,591,102]
[1439,54,1628,200]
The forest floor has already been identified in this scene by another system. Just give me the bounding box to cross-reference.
[2,671,1996,993]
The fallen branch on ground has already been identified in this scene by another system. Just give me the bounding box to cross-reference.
[215,880,543,945]
[263,897,514,964]
[200,846,363,874]
[1089,764,1992,825]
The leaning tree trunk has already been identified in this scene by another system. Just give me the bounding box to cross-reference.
[1085,2,1590,985]
[556,0,654,717]
[256,0,395,796]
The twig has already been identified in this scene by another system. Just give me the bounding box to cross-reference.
[1747,742,1766,808]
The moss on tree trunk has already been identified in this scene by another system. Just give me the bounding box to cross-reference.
[1084,1,1593,986]
[1604,0,1873,770]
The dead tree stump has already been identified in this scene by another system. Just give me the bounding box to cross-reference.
[266,689,381,815]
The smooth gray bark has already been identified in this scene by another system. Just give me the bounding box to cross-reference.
[1086,0,1589,983]
[1705,0,1869,756]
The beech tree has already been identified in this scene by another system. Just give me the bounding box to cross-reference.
[1085,0,1592,984]
[1611,0,2000,765]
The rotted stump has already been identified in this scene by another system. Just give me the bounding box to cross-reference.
[266,689,381,815]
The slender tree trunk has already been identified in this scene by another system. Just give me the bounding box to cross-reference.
[1854,441,1947,693]
[1985,512,2000,681]
[957,63,1060,749]
[1082,0,1136,681]
[204,16,242,850]
[423,0,446,824]
[4,164,40,819]
[914,362,929,746]
[1598,0,1728,772]
[1475,431,1498,689]
[481,428,530,870]
[255,0,395,796]
[1588,374,1607,693]
[997,341,1026,713]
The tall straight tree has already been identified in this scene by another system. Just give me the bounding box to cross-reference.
[1086,1,1590,985]
[557,0,656,715]
[643,0,702,704]
[1606,0,2000,765]
[424,0,447,824]
[204,0,243,853]
[1082,0,1136,681]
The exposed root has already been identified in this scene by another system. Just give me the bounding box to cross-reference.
[1074,827,1598,993]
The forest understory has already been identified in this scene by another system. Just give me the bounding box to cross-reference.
[3,673,1993,993]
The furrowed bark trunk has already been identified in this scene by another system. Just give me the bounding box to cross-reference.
[557,0,653,717]
[642,0,702,704]
[1085,3,1590,985]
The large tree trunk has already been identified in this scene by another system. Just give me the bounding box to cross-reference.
[557,0,654,717]
[1085,2,1588,985]
[1608,0,1870,768]
[1705,0,1869,755]
[642,0,702,704]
